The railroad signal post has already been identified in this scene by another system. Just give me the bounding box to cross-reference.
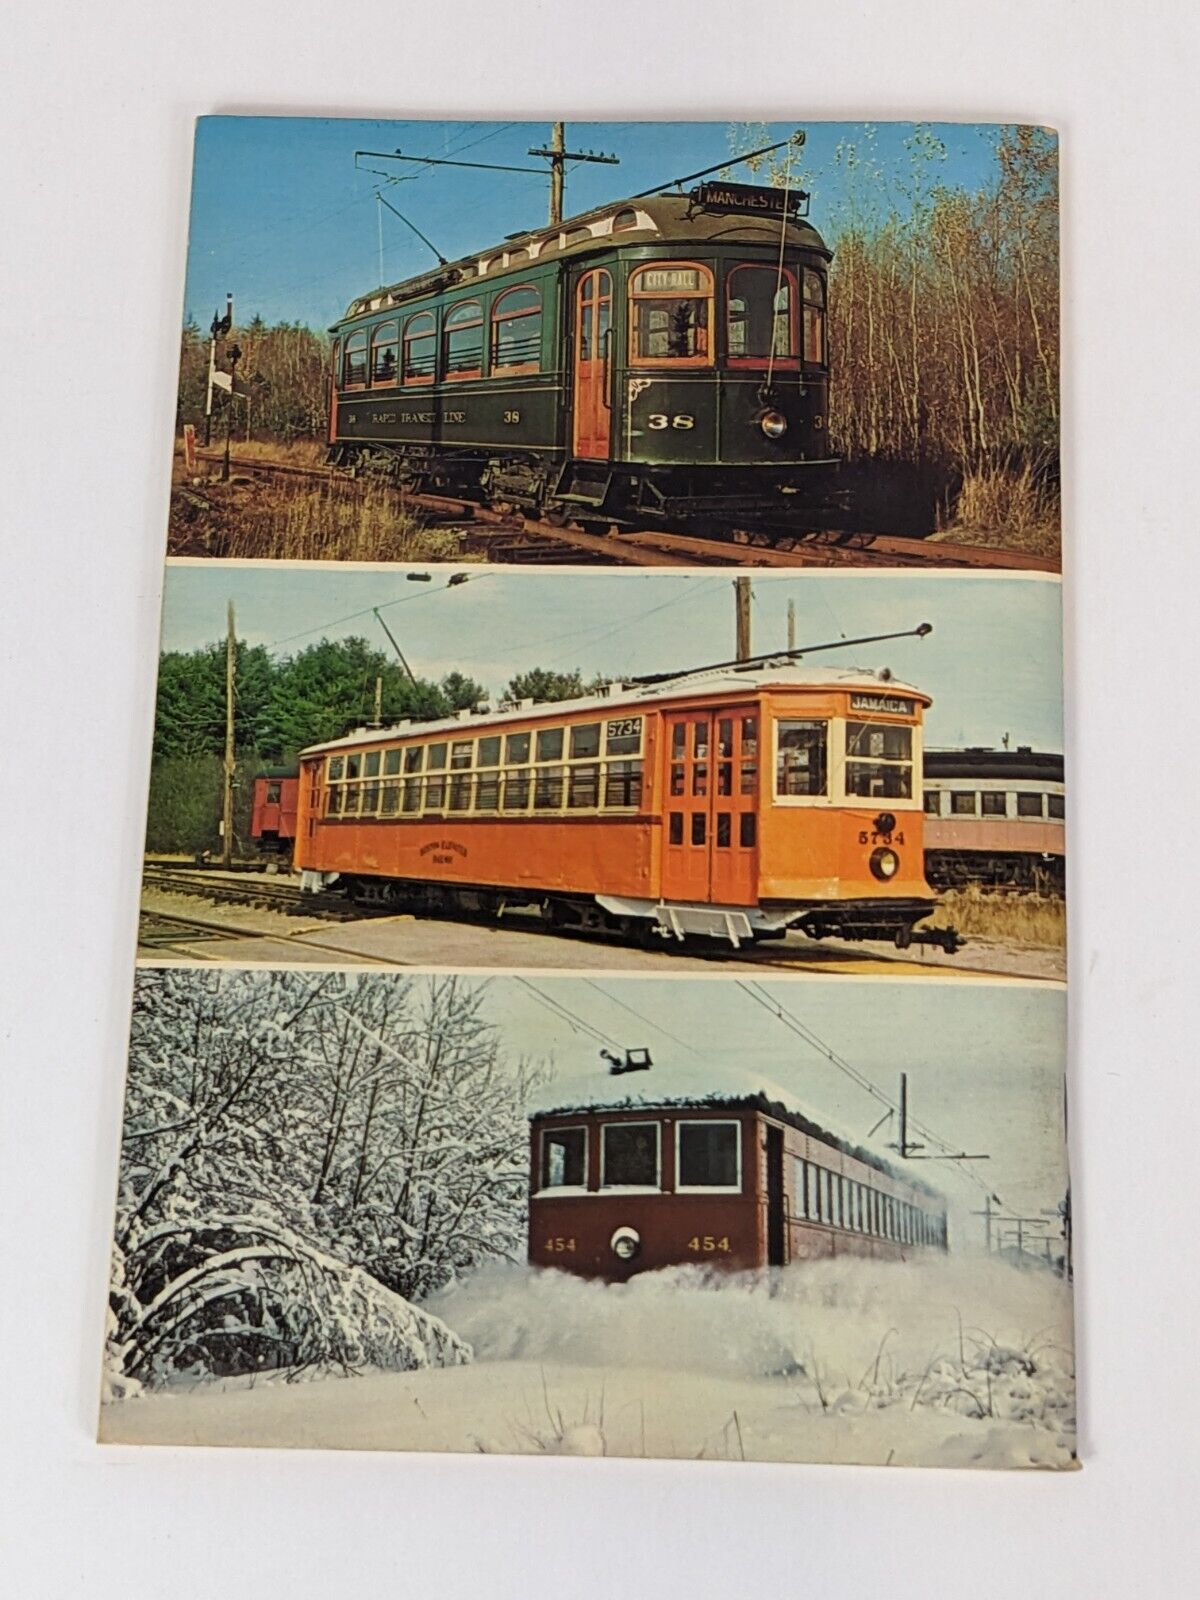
[220,344,242,484]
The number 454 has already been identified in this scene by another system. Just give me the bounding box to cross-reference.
[687,1235,730,1253]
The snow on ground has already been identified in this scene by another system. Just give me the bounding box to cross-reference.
[100,1256,1075,1469]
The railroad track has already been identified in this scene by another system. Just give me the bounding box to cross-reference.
[185,450,1058,573]
[142,865,354,919]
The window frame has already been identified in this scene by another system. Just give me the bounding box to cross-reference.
[600,1120,662,1191]
[369,320,400,387]
[489,284,542,377]
[442,298,485,382]
[674,1119,742,1194]
[801,266,828,368]
[538,1124,589,1194]
[773,717,831,804]
[725,262,799,369]
[342,329,369,390]
[401,310,437,387]
[628,260,715,369]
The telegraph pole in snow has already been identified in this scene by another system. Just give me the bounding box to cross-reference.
[221,601,236,868]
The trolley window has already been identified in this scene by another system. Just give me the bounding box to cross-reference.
[951,791,978,815]
[676,1121,741,1190]
[404,746,424,774]
[923,790,942,815]
[343,330,368,388]
[490,286,542,376]
[727,264,797,364]
[477,735,501,767]
[601,1121,660,1188]
[569,722,601,759]
[443,300,484,380]
[629,263,713,366]
[402,311,437,385]
[611,207,639,232]
[1017,792,1045,817]
[505,731,531,764]
[370,320,399,385]
[502,769,531,811]
[604,760,643,807]
[982,791,1007,816]
[775,720,829,797]
[534,767,565,809]
[605,717,642,756]
[536,727,564,762]
[802,268,827,366]
[1048,793,1065,819]
[567,765,600,808]
[541,1127,587,1189]
[845,721,914,800]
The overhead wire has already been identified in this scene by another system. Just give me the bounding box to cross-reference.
[579,981,705,1058]
[734,979,1011,1211]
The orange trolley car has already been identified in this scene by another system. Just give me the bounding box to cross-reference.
[527,1059,949,1279]
[295,655,960,951]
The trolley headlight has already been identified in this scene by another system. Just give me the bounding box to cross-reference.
[870,846,900,881]
[760,409,788,440]
[610,1226,641,1262]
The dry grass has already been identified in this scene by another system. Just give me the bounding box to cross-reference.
[932,462,1061,559]
[217,437,329,469]
[169,469,474,563]
[928,885,1066,949]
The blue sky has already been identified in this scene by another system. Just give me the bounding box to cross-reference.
[183,118,1015,332]
[161,565,1063,752]
[487,976,1068,1239]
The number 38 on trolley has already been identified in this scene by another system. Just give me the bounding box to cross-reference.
[295,631,962,954]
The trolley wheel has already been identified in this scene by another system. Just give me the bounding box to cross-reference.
[894,925,913,950]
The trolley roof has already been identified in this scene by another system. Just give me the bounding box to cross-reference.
[338,191,831,324]
[527,1060,942,1199]
[299,663,931,758]
[924,747,1064,783]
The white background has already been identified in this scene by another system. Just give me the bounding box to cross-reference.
[4,2,1198,1593]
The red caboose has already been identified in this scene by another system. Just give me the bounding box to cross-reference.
[249,769,298,858]
[527,1061,947,1279]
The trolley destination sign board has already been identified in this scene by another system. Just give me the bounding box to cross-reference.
[850,692,916,716]
[689,180,810,219]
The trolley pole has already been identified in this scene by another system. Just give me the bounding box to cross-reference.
[787,599,796,652]
[735,577,752,661]
[221,601,236,869]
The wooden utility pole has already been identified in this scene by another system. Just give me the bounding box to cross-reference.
[787,599,796,651]
[735,577,752,661]
[221,601,236,868]
[548,121,565,226]
[373,675,383,727]
[528,123,619,227]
